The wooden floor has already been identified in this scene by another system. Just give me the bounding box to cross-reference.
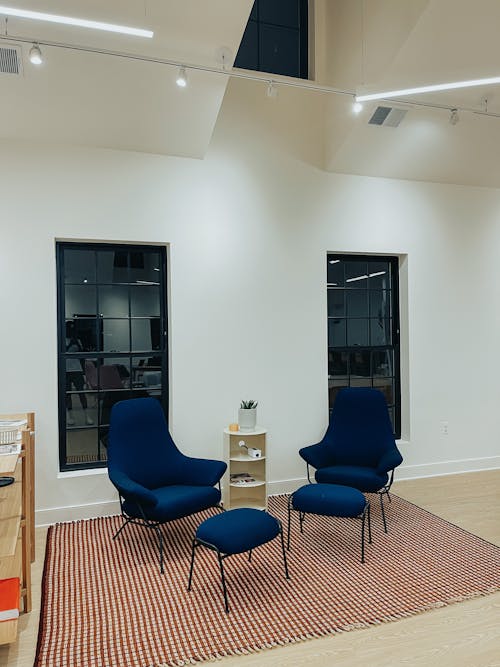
[1,470,499,667]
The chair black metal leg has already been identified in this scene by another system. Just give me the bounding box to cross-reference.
[112,517,131,541]
[154,525,164,574]
[187,539,197,591]
[279,528,290,579]
[367,502,372,544]
[379,492,388,533]
[248,549,252,562]
[218,552,230,613]
[387,490,392,503]
[361,511,366,564]
[287,497,292,550]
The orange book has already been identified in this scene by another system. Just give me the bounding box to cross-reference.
[0,578,20,622]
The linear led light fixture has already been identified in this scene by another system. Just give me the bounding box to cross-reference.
[346,271,386,283]
[356,76,500,103]
[0,5,153,38]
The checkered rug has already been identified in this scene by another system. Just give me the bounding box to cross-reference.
[35,495,500,667]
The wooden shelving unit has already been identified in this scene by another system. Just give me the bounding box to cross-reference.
[223,428,267,511]
[0,412,35,646]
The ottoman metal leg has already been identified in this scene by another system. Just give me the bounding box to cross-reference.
[379,491,388,533]
[187,538,198,591]
[279,524,290,579]
[217,551,230,614]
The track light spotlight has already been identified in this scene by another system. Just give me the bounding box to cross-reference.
[353,100,363,113]
[176,66,187,88]
[449,108,459,125]
[29,43,43,65]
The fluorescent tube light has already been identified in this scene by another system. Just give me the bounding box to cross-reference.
[356,76,500,103]
[0,5,153,38]
[369,271,386,278]
[329,259,340,264]
[346,275,368,283]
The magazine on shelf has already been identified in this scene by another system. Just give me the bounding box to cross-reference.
[230,472,257,485]
[0,443,21,456]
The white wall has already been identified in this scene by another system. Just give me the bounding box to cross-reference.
[1,78,499,525]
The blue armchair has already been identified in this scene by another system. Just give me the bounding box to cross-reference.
[299,388,403,532]
[108,397,227,573]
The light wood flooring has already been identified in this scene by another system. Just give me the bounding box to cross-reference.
[1,470,499,667]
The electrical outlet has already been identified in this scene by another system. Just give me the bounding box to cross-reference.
[441,421,449,436]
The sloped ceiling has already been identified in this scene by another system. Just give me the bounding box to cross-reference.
[323,0,500,187]
[0,0,253,157]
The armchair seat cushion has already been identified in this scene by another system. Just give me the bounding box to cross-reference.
[315,465,388,493]
[196,508,280,555]
[123,485,221,523]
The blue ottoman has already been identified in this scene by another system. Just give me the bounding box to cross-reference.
[187,508,290,613]
[288,484,372,563]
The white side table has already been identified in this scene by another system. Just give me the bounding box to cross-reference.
[223,427,267,510]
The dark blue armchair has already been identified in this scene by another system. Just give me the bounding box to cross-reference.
[108,398,227,572]
[299,388,403,532]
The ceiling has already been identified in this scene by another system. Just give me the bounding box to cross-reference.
[322,0,500,186]
[0,0,253,157]
[2,0,500,187]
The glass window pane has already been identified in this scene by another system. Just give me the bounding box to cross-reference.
[345,261,368,288]
[97,250,129,284]
[101,319,130,352]
[327,289,344,317]
[98,285,129,318]
[132,318,161,351]
[66,318,98,352]
[99,390,130,427]
[347,319,369,346]
[350,351,370,377]
[328,319,346,347]
[132,356,162,388]
[372,350,393,377]
[370,318,391,346]
[66,428,101,465]
[351,378,372,387]
[328,380,348,407]
[98,359,129,391]
[65,390,97,428]
[130,251,161,284]
[368,261,391,289]
[370,290,391,319]
[65,285,96,319]
[130,285,160,317]
[328,350,348,376]
[327,259,344,287]
[373,379,394,406]
[346,290,369,317]
[64,249,96,284]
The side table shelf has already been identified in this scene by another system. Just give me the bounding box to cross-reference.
[223,428,267,511]
[0,412,35,646]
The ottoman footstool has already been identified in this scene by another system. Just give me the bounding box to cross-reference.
[287,484,372,563]
[187,507,290,613]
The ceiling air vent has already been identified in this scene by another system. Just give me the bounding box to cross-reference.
[368,106,407,127]
[0,44,22,75]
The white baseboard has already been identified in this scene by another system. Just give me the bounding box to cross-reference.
[36,499,120,527]
[36,455,500,526]
[396,455,500,481]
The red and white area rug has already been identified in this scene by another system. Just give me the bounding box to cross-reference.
[35,495,500,667]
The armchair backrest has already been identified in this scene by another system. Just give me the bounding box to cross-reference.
[108,398,185,489]
[324,388,396,467]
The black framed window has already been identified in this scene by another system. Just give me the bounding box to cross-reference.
[327,254,401,437]
[57,242,168,471]
[234,0,308,79]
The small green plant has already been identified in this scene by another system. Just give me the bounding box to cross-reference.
[240,400,258,409]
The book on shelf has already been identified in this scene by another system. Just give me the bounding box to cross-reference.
[0,578,20,622]
[230,472,257,485]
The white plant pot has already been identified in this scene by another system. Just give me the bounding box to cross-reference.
[238,408,257,432]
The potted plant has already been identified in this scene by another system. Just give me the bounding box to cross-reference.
[238,400,258,432]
